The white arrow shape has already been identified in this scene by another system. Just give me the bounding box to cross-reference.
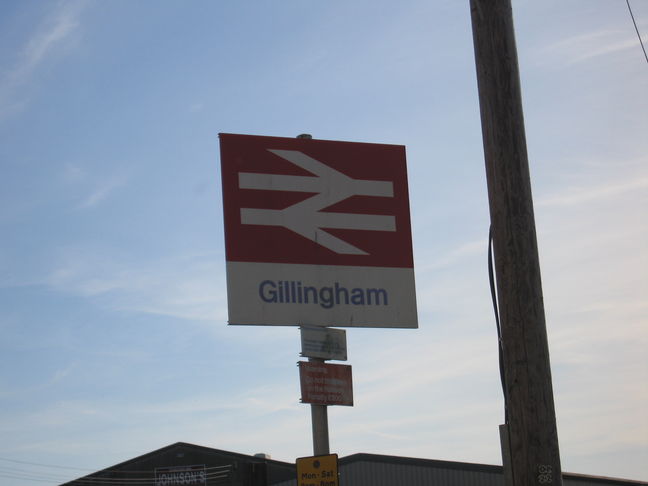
[239,149,396,255]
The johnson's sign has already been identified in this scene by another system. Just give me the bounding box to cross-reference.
[155,465,206,486]
[219,133,417,328]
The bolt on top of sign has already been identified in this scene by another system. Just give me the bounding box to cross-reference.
[219,133,417,328]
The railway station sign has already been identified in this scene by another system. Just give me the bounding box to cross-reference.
[299,361,353,406]
[219,133,417,328]
[296,454,338,486]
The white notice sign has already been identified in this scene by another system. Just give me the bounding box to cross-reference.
[300,326,347,361]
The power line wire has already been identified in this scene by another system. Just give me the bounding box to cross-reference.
[0,458,232,485]
[61,470,231,485]
[0,456,230,475]
[0,468,231,485]
[626,0,648,64]
[0,472,59,484]
[0,456,91,472]
[0,465,73,480]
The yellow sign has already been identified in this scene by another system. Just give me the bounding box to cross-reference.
[296,454,338,486]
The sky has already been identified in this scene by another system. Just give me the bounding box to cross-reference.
[0,0,646,484]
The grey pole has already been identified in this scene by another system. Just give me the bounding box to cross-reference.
[295,135,330,456]
[309,357,330,456]
[470,1,563,485]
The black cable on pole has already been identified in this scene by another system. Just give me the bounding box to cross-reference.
[626,0,648,64]
[488,226,508,423]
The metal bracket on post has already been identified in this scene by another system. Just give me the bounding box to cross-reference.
[499,424,514,486]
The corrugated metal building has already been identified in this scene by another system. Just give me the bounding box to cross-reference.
[278,453,646,486]
[60,442,294,486]
[61,442,647,486]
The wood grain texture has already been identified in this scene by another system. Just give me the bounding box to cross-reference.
[470,1,563,485]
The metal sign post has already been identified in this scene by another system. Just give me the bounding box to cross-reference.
[299,327,351,455]
[309,358,330,456]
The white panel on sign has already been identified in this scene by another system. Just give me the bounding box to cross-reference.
[226,262,417,328]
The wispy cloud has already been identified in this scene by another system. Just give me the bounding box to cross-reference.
[416,238,485,273]
[62,163,87,183]
[76,175,127,209]
[43,249,228,323]
[0,0,86,120]
[537,176,648,207]
[540,28,648,66]
[0,363,79,399]
[21,2,83,72]
[60,163,130,210]
[188,102,204,113]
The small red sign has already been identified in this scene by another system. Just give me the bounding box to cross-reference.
[299,361,353,406]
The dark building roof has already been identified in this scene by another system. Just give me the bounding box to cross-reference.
[61,442,648,486]
[60,442,294,486]
[334,453,647,486]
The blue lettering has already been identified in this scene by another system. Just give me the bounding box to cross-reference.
[259,280,277,303]
[335,282,349,305]
[366,288,388,305]
[319,286,334,309]
[258,281,388,308]
[303,286,318,304]
[351,288,365,305]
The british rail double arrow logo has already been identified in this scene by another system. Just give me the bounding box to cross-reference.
[238,149,395,255]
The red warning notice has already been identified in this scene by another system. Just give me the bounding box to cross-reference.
[299,361,353,407]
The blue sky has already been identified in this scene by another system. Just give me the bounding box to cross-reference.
[0,0,646,484]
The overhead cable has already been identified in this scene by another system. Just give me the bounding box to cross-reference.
[626,0,648,64]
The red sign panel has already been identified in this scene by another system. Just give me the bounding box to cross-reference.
[299,361,353,407]
[219,133,413,268]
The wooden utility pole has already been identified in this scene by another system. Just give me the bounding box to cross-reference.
[469,2,563,486]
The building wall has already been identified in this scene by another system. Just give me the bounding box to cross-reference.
[275,454,647,486]
[340,459,503,486]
